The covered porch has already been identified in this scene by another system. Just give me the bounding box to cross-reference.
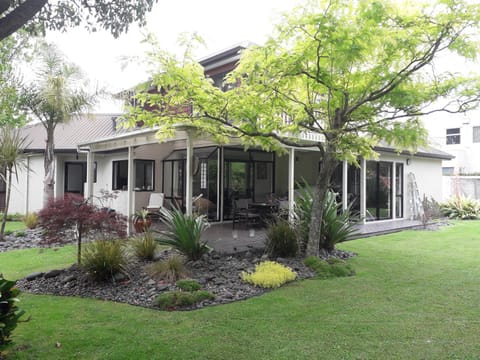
[78,126,426,239]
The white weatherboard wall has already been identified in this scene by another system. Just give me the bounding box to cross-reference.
[10,155,44,214]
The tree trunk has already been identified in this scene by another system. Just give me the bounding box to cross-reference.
[43,125,55,206]
[75,223,82,264]
[0,168,12,241]
[0,0,48,41]
[305,149,338,257]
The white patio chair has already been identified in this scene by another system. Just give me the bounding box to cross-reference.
[144,193,164,217]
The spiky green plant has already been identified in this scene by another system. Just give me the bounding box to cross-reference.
[295,183,359,253]
[440,197,480,220]
[0,127,29,241]
[157,207,209,261]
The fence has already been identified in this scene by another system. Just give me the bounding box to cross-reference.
[442,176,480,201]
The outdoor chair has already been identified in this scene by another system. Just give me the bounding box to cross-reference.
[232,198,260,229]
[144,192,165,219]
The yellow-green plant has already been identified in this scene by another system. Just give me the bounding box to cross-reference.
[23,212,38,229]
[131,231,157,260]
[241,261,296,289]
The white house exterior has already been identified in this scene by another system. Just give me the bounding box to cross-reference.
[9,44,453,236]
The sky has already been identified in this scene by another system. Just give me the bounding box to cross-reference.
[45,0,303,113]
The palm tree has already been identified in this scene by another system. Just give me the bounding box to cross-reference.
[24,42,95,205]
[0,127,29,241]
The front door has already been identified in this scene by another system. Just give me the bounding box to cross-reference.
[65,162,86,196]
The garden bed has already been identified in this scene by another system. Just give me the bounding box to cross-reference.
[16,248,355,310]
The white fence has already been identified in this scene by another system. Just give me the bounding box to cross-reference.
[442,176,480,201]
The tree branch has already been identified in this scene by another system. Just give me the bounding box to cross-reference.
[0,0,47,40]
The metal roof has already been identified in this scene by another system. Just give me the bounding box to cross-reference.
[20,114,127,152]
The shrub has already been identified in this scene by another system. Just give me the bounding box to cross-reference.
[3,230,13,236]
[176,279,201,292]
[304,256,355,279]
[0,276,26,350]
[131,231,157,260]
[23,212,38,229]
[81,240,127,281]
[264,220,298,258]
[421,195,442,228]
[156,290,214,310]
[295,183,358,253]
[38,194,127,264]
[241,261,296,288]
[147,254,187,283]
[157,207,209,261]
[14,231,26,237]
[440,197,480,220]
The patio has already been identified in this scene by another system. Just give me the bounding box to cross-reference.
[149,217,423,255]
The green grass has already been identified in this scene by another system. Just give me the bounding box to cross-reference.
[3,221,480,359]
[0,246,76,279]
[3,221,26,233]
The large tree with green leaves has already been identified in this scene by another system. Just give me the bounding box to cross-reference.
[128,0,480,256]
[0,0,158,41]
[0,35,28,127]
[24,42,94,205]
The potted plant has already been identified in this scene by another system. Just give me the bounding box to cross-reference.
[132,209,152,233]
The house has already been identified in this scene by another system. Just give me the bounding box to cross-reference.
[424,112,480,200]
[11,44,452,236]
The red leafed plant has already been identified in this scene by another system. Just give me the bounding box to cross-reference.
[38,194,127,264]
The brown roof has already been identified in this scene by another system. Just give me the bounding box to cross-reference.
[20,114,127,152]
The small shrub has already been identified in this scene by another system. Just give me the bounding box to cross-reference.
[156,290,214,310]
[23,212,38,229]
[147,254,187,283]
[157,207,209,261]
[0,276,26,350]
[81,240,127,281]
[14,231,26,237]
[131,231,157,260]
[264,220,298,258]
[440,197,480,220]
[304,256,355,279]
[176,279,201,292]
[3,230,13,236]
[241,261,297,288]
[421,195,442,228]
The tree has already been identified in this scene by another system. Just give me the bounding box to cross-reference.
[0,35,29,127]
[0,127,29,241]
[127,0,480,256]
[24,42,94,205]
[0,0,158,41]
[38,194,127,264]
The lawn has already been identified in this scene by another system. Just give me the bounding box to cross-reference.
[3,221,26,233]
[3,221,480,359]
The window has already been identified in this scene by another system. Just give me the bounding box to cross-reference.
[446,128,460,145]
[112,160,128,190]
[473,126,480,143]
[135,160,154,191]
[112,160,155,191]
[442,167,454,176]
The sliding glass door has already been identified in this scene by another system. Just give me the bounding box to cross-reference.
[366,161,393,221]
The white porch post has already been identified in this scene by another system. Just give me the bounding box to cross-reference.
[185,131,193,216]
[288,147,295,222]
[360,158,367,223]
[342,160,348,211]
[127,146,134,234]
[86,150,95,202]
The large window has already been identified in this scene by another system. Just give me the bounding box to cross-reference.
[446,128,460,145]
[112,160,128,190]
[135,160,154,191]
[366,161,393,221]
[395,163,404,218]
[112,160,155,191]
